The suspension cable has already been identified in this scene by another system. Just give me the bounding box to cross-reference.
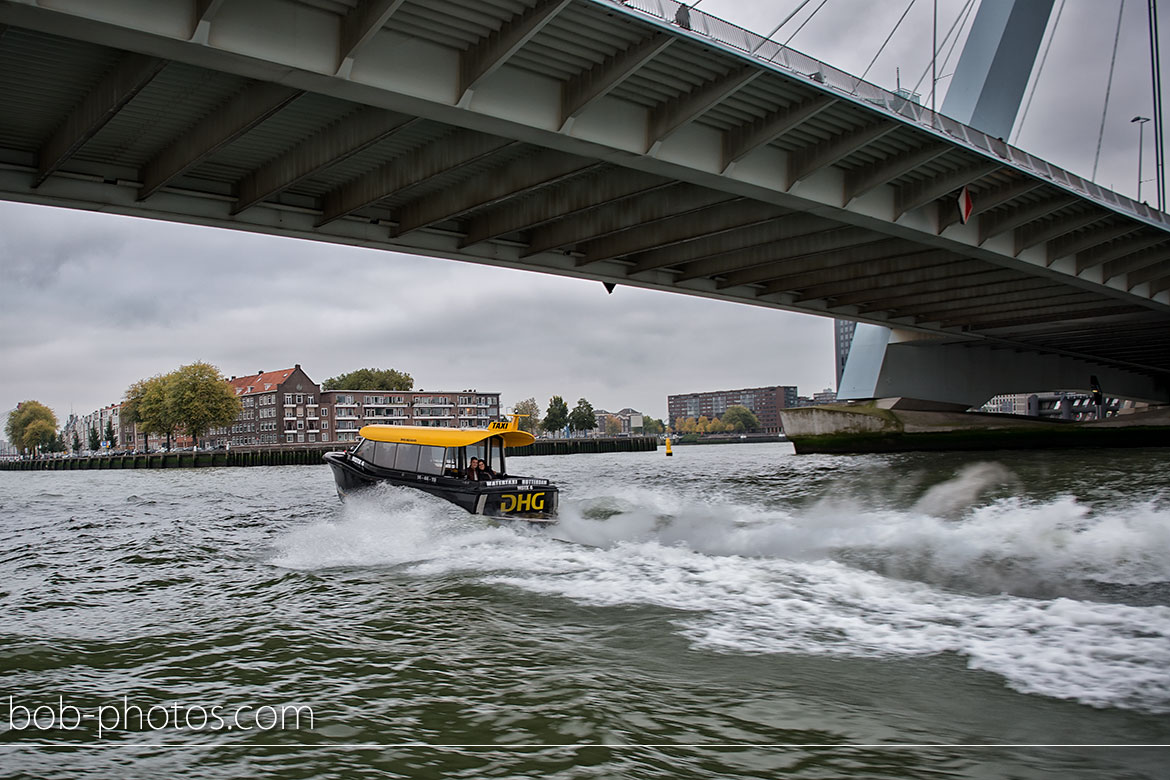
[853,0,918,92]
[1149,0,1166,209]
[751,0,817,53]
[1092,0,1127,181]
[780,0,831,49]
[911,0,975,99]
[1012,0,1066,145]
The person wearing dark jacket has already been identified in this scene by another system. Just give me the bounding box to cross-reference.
[466,457,481,480]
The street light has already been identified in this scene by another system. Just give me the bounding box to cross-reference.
[1132,116,1151,202]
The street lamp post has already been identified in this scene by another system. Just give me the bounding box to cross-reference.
[1132,116,1151,202]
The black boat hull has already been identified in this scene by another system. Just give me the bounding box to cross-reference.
[324,451,558,521]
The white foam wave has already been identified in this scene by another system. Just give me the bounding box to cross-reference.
[270,476,1170,713]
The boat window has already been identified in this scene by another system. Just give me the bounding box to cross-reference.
[465,442,486,467]
[417,445,445,476]
[353,438,375,460]
[394,443,420,471]
[371,441,397,469]
[442,447,461,476]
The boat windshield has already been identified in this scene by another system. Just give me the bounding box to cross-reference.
[459,436,506,475]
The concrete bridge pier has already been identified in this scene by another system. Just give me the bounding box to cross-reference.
[838,323,1170,409]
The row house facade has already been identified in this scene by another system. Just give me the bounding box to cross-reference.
[322,390,502,443]
[206,365,322,448]
[205,365,503,447]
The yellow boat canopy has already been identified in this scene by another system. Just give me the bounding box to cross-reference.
[358,417,535,449]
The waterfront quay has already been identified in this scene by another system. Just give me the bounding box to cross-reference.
[0,436,659,471]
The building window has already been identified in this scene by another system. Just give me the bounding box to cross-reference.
[320,408,328,417]
[322,421,329,430]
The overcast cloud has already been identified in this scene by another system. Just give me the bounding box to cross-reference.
[1,0,1164,423]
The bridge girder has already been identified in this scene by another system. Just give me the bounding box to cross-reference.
[0,0,1166,386]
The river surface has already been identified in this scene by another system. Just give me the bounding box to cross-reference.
[1,443,1168,778]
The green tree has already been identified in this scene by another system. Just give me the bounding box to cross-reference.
[642,418,665,436]
[5,400,58,453]
[88,426,100,452]
[123,374,179,449]
[543,395,569,436]
[568,398,596,436]
[720,405,760,432]
[512,397,542,434]
[604,415,622,436]
[166,361,242,447]
[71,432,81,454]
[104,418,116,448]
[323,368,413,391]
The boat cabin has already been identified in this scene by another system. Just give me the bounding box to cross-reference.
[349,419,532,480]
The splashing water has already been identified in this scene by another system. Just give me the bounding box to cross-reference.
[271,457,1170,714]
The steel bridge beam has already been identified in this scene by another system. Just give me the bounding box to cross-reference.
[647,66,761,153]
[233,108,415,214]
[35,52,166,188]
[526,185,731,257]
[396,149,597,235]
[463,169,670,247]
[337,0,408,77]
[788,122,899,187]
[317,130,514,226]
[459,0,573,104]
[722,94,837,170]
[561,33,674,130]
[140,82,302,201]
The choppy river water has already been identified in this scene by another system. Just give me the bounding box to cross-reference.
[1,443,1168,778]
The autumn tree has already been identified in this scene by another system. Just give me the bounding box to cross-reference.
[604,415,622,436]
[323,368,413,391]
[543,395,569,436]
[568,398,596,436]
[512,397,542,434]
[5,401,58,454]
[166,362,242,446]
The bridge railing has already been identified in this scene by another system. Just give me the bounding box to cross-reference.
[608,0,1168,230]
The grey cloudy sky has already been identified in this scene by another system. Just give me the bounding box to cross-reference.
[1,0,1164,424]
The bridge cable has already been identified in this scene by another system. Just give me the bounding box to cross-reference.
[853,0,919,93]
[911,0,976,101]
[1091,0,1127,182]
[1011,0,1066,146]
[1149,0,1166,209]
[751,0,817,54]
[780,0,831,49]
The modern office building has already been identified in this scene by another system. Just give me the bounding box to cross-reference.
[667,386,798,434]
[834,319,857,388]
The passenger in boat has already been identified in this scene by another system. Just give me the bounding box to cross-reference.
[466,457,481,480]
[477,459,496,480]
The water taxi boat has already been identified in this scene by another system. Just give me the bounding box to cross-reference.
[323,416,558,522]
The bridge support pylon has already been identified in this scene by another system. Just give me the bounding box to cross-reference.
[838,324,1170,408]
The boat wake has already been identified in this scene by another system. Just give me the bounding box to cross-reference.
[270,464,1170,714]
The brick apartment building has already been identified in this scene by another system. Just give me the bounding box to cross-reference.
[206,365,503,447]
[667,385,798,434]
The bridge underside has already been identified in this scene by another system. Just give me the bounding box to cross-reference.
[0,0,1168,396]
